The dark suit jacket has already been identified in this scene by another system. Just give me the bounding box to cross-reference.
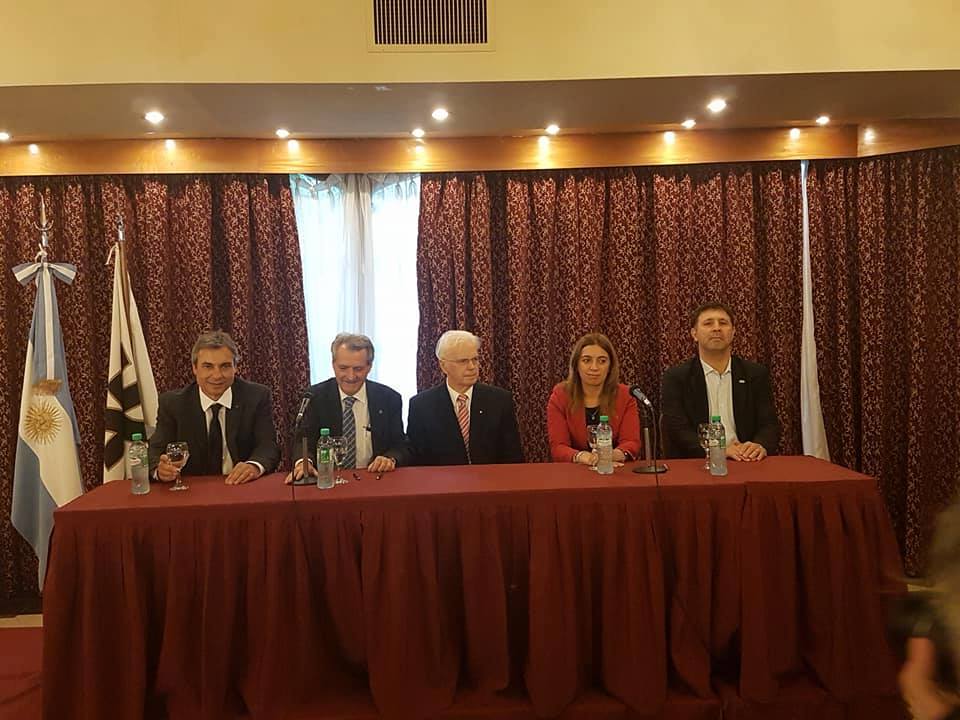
[292,378,410,466]
[148,377,281,475]
[660,355,780,459]
[407,382,524,466]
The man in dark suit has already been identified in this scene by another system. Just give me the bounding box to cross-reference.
[290,333,408,481]
[149,330,280,483]
[661,303,780,461]
[407,330,524,466]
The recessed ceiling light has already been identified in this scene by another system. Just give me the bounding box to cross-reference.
[789,128,801,140]
[432,108,449,121]
[864,128,876,142]
[412,128,425,138]
[144,110,164,125]
[681,119,696,130]
[287,139,300,151]
[545,124,560,135]
[275,128,290,139]
[707,98,727,113]
[28,143,39,155]
[816,115,830,125]
[663,131,676,144]
[0,131,10,142]
[164,139,176,150]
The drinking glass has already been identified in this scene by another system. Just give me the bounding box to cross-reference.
[331,437,348,485]
[697,424,712,470]
[166,441,190,491]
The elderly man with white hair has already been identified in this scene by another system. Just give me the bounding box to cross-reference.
[406,330,524,466]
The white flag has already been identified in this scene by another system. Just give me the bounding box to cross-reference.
[103,243,158,482]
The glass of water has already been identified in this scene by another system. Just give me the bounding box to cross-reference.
[166,441,190,491]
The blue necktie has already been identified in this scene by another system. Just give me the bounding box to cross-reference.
[342,396,357,469]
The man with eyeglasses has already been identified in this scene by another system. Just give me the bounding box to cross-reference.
[406,330,524,466]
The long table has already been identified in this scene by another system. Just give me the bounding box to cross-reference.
[41,457,905,720]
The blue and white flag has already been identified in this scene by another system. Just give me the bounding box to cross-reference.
[10,258,84,590]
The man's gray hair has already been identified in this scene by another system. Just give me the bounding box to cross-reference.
[331,333,375,364]
[191,330,239,365]
[435,330,481,360]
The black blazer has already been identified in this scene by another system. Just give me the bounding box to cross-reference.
[148,377,280,475]
[292,378,410,466]
[407,382,524,466]
[660,355,781,459]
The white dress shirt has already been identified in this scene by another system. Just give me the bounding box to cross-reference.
[198,386,264,476]
[446,383,474,415]
[700,358,739,445]
[340,383,373,468]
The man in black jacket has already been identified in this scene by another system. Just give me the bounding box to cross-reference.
[291,333,409,480]
[149,330,280,483]
[661,303,780,461]
[407,330,524,466]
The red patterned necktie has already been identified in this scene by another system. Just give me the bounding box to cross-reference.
[456,393,471,461]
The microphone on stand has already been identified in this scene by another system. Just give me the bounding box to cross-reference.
[629,385,668,475]
[292,389,316,486]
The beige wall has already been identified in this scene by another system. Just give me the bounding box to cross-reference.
[2,0,958,87]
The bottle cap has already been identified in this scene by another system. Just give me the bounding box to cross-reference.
[599,415,609,422]
[131,433,143,441]
[320,428,330,436]
[710,415,721,423]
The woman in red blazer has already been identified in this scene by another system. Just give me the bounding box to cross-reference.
[547,332,641,464]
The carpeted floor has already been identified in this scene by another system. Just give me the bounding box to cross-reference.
[0,627,42,720]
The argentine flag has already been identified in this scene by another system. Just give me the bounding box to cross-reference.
[11,258,84,590]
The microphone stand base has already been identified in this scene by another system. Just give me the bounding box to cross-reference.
[633,464,668,474]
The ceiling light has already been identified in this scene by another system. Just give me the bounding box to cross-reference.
[28,143,39,155]
[816,115,830,125]
[412,128,425,138]
[0,131,10,142]
[681,119,696,130]
[707,98,727,113]
[545,124,560,136]
[663,131,676,144]
[275,128,290,139]
[164,139,176,150]
[287,139,300,151]
[789,128,801,140]
[431,108,449,121]
[144,111,164,125]
[864,128,876,142]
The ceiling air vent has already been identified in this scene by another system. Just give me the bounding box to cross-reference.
[371,0,490,49]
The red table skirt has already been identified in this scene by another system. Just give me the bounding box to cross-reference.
[41,457,906,720]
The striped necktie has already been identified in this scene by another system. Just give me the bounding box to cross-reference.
[342,395,357,469]
[456,393,471,462]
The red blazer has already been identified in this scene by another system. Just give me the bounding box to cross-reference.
[546,382,641,462]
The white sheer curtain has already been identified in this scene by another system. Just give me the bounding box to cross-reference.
[291,173,420,412]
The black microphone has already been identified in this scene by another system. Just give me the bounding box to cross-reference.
[629,385,667,475]
[292,390,316,486]
[294,390,314,427]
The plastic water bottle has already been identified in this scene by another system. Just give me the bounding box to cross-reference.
[595,415,614,475]
[708,415,728,477]
[316,428,335,489]
[128,433,150,495]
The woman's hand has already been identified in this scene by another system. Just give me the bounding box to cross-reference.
[612,449,627,463]
[574,450,598,466]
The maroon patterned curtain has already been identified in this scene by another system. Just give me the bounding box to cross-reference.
[417,164,804,464]
[0,174,309,602]
[807,147,960,574]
